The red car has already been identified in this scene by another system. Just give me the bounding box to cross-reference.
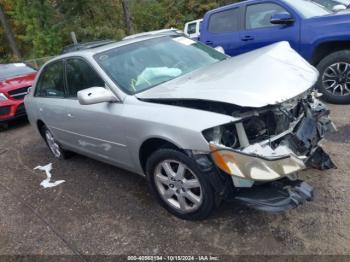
[0,63,37,125]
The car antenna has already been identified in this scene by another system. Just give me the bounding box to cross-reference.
[70,32,78,46]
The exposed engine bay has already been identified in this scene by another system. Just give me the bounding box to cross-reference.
[143,90,336,181]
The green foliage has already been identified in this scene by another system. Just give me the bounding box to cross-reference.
[0,0,240,62]
[55,0,126,43]
[11,0,64,58]
[130,0,238,31]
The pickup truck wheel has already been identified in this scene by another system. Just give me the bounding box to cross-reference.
[146,149,215,220]
[317,50,350,104]
[41,125,71,159]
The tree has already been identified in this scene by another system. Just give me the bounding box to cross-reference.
[10,0,64,58]
[0,3,21,59]
[0,0,243,61]
[121,0,134,35]
[53,0,125,43]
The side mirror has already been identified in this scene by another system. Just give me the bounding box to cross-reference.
[78,87,119,105]
[270,12,295,25]
[332,4,346,12]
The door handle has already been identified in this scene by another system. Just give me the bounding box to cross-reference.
[205,41,214,46]
[241,36,254,41]
[67,113,74,119]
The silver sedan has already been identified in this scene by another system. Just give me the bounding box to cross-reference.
[25,36,336,220]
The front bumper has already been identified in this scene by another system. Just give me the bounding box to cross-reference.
[209,98,336,182]
[0,100,26,122]
[190,152,316,213]
[194,96,336,213]
[232,178,314,212]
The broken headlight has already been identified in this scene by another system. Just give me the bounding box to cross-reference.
[209,143,306,181]
[202,124,240,149]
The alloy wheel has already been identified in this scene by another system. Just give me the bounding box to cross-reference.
[154,160,203,213]
[322,62,350,97]
[45,129,62,158]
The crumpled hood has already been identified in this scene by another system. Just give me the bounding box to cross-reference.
[136,42,318,108]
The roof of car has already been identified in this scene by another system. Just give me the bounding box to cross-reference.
[204,0,259,14]
[61,40,117,54]
[123,28,183,40]
[43,34,178,66]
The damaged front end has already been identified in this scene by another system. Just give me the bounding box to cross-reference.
[202,91,336,212]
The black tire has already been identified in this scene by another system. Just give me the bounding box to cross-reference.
[317,50,350,104]
[41,125,72,159]
[0,122,8,131]
[146,148,215,220]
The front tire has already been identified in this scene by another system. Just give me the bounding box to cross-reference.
[146,149,215,220]
[317,50,350,104]
[0,122,8,131]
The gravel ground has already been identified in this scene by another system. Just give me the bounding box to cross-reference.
[0,104,349,258]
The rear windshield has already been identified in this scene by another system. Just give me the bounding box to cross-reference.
[0,63,36,81]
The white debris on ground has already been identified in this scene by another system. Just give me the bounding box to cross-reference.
[33,163,65,188]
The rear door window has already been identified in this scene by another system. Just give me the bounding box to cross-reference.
[208,8,240,33]
[66,58,105,98]
[35,61,65,98]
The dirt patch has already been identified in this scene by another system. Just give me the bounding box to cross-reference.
[326,125,350,144]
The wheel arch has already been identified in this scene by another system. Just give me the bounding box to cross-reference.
[138,137,186,173]
[311,41,350,66]
[37,119,46,138]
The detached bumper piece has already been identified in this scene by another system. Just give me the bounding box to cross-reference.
[306,147,336,170]
[231,178,314,213]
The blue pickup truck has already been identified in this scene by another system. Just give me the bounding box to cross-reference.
[200,0,350,104]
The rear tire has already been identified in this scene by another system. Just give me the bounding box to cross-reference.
[41,125,71,159]
[317,50,350,104]
[146,148,215,220]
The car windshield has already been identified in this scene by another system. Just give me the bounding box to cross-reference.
[0,63,36,81]
[94,36,227,94]
[283,0,332,18]
[312,0,350,12]
[312,0,350,10]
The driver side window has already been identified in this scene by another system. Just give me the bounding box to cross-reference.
[66,58,105,98]
[246,3,287,29]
